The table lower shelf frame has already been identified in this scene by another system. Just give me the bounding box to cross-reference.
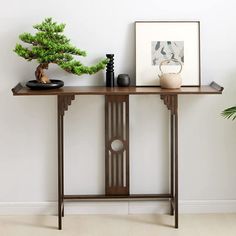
[57,93,179,230]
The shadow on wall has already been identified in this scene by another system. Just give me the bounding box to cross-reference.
[121,23,136,86]
[0,19,39,88]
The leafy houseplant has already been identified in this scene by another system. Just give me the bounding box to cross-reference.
[222,106,236,120]
[14,18,108,87]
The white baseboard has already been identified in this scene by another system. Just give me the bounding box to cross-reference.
[179,200,236,214]
[0,200,236,215]
[0,202,57,215]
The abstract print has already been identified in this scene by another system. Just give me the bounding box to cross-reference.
[151,41,184,65]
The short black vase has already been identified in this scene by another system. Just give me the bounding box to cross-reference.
[26,80,64,90]
[117,74,130,87]
[106,54,114,87]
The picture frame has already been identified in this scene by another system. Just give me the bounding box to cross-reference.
[135,21,201,86]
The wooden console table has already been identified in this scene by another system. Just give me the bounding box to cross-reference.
[12,82,223,230]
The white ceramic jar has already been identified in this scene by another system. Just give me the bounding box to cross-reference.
[158,59,182,89]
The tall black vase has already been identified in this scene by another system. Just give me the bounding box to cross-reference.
[106,54,114,87]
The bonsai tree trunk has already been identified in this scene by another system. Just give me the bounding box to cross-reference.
[35,63,50,83]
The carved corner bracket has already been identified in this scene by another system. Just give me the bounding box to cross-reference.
[58,95,75,116]
[160,95,178,115]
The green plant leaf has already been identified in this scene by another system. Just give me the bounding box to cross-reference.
[14,17,108,76]
[221,106,236,120]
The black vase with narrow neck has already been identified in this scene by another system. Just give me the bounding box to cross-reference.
[106,54,114,87]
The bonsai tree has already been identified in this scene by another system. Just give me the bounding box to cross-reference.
[14,18,108,83]
[222,106,236,120]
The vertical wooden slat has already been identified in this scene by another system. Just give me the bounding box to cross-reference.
[119,157,121,188]
[108,151,111,187]
[108,102,111,139]
[123,102,126,140]
[111,101,114,138]
[113,153,116,187]
[121,154,124,187]
[113,102,116,137]
[116,154,119,186]
[111,152,114,187]
[121,102,124,140]
[123,151,126,187]
[117,102,121,138]
[105,95,129,195]
[116,101,119,138]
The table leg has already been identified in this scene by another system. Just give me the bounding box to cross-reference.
[170,114,174,216]
[57,97,63,230]
[175,111,179,228]
[161,94,178,228]
[62,114,65,218]
[57,95,75,230]
[174,102,178,228]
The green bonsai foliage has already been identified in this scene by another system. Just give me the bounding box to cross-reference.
[222,106,236,120]
[14,18,108,83]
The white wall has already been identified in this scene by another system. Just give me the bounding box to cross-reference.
[0,0,236,214]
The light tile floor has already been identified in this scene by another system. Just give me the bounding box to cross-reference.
[1,214,236,236]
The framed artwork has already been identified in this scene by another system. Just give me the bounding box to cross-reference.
[135,21,201,86]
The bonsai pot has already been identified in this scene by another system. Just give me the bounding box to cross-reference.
[26,80,64,90]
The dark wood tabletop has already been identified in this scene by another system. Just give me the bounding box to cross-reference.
[12,82,223,96]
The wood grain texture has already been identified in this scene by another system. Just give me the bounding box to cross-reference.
[12,83,223,96]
